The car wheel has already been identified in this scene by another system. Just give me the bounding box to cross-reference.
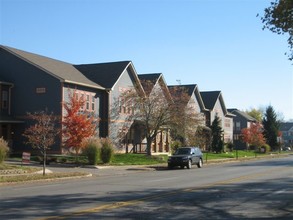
[180,165,184,169]
[187,160,192,169]
[197,159,203,168]
[168,164,173,169]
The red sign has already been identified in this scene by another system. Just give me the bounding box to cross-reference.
[22,152,31,163]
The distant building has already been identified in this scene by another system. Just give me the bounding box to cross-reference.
[228,109,257,150]
[201,91,234,143]
[279,122,293,147]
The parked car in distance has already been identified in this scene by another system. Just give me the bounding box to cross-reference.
[168,147,203,169]
[282,146,291,151]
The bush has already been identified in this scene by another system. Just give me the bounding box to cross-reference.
[259,144,271,153]
[171,140,183,155]
[100,138,114,164]
[82,138,101,165]
[0,138,9,163]
[225,142,234,152]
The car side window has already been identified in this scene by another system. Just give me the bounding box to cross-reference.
[191,148,195,154]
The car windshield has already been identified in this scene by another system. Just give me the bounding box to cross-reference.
[175,148,191,155]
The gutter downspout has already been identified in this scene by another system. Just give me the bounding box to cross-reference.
[105,89,112,137]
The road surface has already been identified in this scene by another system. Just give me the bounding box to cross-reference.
[0,155,292,219]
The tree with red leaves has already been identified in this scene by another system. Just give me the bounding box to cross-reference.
[62,90,98,158]
[241,122,266,150]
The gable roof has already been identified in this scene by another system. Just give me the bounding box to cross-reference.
[138,73,172,101]
[138,73,161,95]
[1,45,104,90]
[74,61,132,89]
[168,84,196,97]
[279,122,293,131]
[200,91,222,110]
[200,91,234,117]
[138,73,161,82]
[168,84,207,112]
[228,109,257,121]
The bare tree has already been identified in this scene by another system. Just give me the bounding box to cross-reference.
[168,86,204,146]
[123,81,203,155]
[23,110,59,175]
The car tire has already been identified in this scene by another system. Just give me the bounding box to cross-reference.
[197,159,203,168]
[187,160,192,169]
[168,164,173,169]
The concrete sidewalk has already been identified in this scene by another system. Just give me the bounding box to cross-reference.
[4,159,163,177]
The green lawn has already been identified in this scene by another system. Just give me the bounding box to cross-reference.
[111,150,270,165]
[204,150,258,160]
[110,153,169,165]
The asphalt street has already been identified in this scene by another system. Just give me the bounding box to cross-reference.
[1,155,292,219]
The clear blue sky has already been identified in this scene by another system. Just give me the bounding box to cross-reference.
[1,0,292,120]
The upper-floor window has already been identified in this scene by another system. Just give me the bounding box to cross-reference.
[2,91,8,109]
[118,87,134,115]
[235,122,241,131]
[92,96,95,111]
[225,119,231,128]
[72,90,95,112]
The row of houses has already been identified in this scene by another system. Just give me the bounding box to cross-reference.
[1,45,286,155]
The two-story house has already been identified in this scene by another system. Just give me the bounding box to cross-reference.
[0,45,105,154]
[279,122,293,148]
[75,61,145,152]
[228,108,258,150]
[200,91,234,143]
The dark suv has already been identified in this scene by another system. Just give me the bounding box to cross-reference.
[168,147,203,169]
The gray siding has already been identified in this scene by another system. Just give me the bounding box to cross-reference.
[0,48,62,116]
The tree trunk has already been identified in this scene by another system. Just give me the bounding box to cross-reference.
[43,151,46,176]
[146,137,152,156]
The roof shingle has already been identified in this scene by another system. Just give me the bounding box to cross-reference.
[75,61,131,89]
[1,45,104,90]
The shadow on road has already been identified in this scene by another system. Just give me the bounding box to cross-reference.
[1,176,292,219]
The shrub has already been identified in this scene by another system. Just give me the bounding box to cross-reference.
[82,137,101,165]
[171,140,183,155]
[100,138,114,164]
[259,144,271,153]
[225,142,234,152]
[0,138,9,163]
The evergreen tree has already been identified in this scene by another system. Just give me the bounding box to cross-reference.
[262,105,280,150]
[210,115,224,153]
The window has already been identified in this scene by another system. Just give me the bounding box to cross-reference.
[233,134,240,140]
[2,91,8,109]
[236,122,241,131]
[91,96,95,111]
[225,119,231,128]
[86,95,90,110]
